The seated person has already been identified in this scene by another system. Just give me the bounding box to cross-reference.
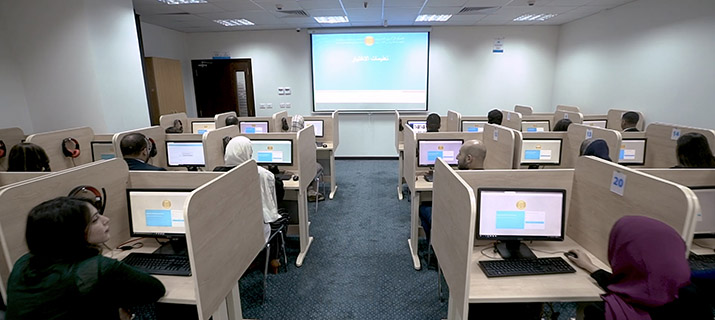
[6,197,165,319]
[621,111,640,132]
[426,113,441,132]
[580,139,612,162]
[566,216,711,320]
[289,115,325,202]
[225,115,239,126]
[552,119,572,132]
[420,140,486,244]
[675,132,715,168]
[7,142,51,172]
[120,133,166,171]
[487,109,503,125]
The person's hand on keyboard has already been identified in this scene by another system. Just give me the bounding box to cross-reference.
[566,249,599,273]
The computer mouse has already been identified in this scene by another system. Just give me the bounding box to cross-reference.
[292,175,299,181]
[564,251,578,259]
[322,143,327,148]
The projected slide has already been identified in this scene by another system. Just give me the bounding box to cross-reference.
[311,32,429,112]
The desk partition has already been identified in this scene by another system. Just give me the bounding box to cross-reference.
[0,128,25,171]
[446,110,461,132]
[160,112,190,133]
[214,111,237,129]
[639,169,715,188]
[112,126,168,169]
[25,127,95,171]
[482,124,521,169]
[521,115,555,133]
[499,110,522,131]
[607,109,645,132]
[514,105,533,115]
[394,111,429,200]
[564,124,621,168]
[305,111,340,199]
[553,110,583,129]
[272,111,289,132]
[644,123,715,168]
[555,105,580,113]
[203,126,240,171]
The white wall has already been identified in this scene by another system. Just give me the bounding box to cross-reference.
[0,0,150,134]
[0,24,32,133]
[552,0,715,129]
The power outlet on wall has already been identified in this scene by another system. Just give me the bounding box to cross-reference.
[266,103,273,109]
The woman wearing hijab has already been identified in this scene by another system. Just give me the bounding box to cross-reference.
[579,139,612,162]
[567,216,711,320]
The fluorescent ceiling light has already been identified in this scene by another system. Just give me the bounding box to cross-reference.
[214,19,255,26]
[157,0,208,4]
[415,14,452,22]
[314,16,349,24]
[513,13,557,21]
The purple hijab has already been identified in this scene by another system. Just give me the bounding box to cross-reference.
[603,216,691,320]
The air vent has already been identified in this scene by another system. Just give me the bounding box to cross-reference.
[277,10,309,17]
[458,6,500,15]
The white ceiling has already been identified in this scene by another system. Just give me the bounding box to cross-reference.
[133,0,636,33]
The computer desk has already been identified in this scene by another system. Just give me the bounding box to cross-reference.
[316,142,338,199]
[307,111,340,199]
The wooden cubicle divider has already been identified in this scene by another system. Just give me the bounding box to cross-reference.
[556,105,580,113]
[607,109,645,132]
[568,156,699,263]
[128,171,222,190]
[184,160,265,320]
[482,124,521,169]
[446,110,461,132]
[25,127,95,171]
[639,169,715,188]
[402,125,417,194]
[514,105,533,115]
[92,134,114,142]
[0,172,47,188]
[522,114,556,132]
[564,124,621,168]
[203,126,240,171]
[240,127,316,184]
[305,110,340,147]
[644,123,715,168]
[0,127,25,171]
[272,111,289,132]
[214,111,237,129]
[112,126,168,169]
[499,110,522,131]
[553,110,583,130]
[458,116,488,134]
[159,112,190,133]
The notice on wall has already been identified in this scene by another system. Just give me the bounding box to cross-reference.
[493,38,504,53]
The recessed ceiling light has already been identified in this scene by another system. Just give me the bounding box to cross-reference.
[415,14,452,22]
[314,16,349,24]
[214,19,255,26]
[157,0,208,4]
[513,13,557,21]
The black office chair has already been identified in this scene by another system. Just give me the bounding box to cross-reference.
[263,219,288,304]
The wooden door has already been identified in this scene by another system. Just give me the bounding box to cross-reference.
[192,59,255,117]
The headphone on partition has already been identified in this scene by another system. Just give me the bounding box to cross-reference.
[0,140,5,158]
[398,119,404,132]
[165,119,183,134]
[145,137,157,158]
[62,137,81,158]
[281,117,289,131]
[68,185,107,215]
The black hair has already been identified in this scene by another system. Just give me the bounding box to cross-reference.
[225,116,239,126]
[553,119,573,132]
[26,197,100,261]
[676,132,715,168]
[580,139,612,162]
[426,113,441,132]
[120,133,148,157]
[8,142,51,172]
[487,109,503,125]
[622,111,639,127]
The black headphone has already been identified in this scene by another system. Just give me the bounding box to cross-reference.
[281,117,289,131]
[165,119,183,134]
[145,137,157,158]
[62,137,80,158]
[0,140,5,158]
[398,119,404,132]
[68,185,107,215]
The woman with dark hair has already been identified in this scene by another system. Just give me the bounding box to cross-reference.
[580,139,612,162]
[6,197,165,319]
[7,142,50,172]
[675,132,715,168]
[552,119,572,132]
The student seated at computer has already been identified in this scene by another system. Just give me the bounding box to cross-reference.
[580,139,612,162]
[6,197,165,319]
[566,216,711,320]
[120,133,166,171]
[289,115,325,202]
[487,109,502,125]
[621,111,640,132]
[225,115,239,126]
[426,113,441,132]
[553,119,572,132]
[674,132,715,168]
[7,142,51,172]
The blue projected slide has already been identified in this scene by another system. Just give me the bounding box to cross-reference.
[311,32,429,112]
[496,211,526,229]
[146,210,172,227]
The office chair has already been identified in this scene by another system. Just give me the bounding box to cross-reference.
[263,222,288,304]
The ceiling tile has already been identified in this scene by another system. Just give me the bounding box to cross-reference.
[173,3,226,13]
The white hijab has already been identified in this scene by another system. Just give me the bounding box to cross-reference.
[224,136,252,166]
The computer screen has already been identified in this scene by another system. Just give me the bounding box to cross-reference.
[520,139,562,165]
[417,139,463,167]
[191,121,216,134]
[461,120,486,133]
[91,142,116,161]
[693,187,715,238]
[618,139,646,165]
[406,120,427,133]
[305,120,324,137]
[251,140,293,165]
[238,121,269,134]
[521,121,550,133]
[126,189,192,237]
[583,120,607,128]
[166,141,205,167]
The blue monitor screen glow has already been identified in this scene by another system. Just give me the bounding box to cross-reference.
[166,141,205,167]
[91,142,116,161]
[251,140,293,165]
[618,139,646,165]
[407,120,427,133]
[520,139,562,165]
[461,121,487,133]
[311,32,429,112]
[127,189,193,237]
[191,122,215,134]
[417,139,463,167]
[521,121,550,133]
[239,121,269,134]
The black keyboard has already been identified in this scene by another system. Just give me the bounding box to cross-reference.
[122,252,191,276]
[423,173,434,182]
[275,173,292,181]
[689,253,715,271]
[479,257,576,278]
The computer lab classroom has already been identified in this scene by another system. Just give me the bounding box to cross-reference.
[1,0,715,319]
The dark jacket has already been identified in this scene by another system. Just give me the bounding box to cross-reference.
[124,158,166,171]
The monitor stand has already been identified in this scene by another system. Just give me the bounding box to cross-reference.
[496,240,537,259]
[184,166,199,172]
[153,237,188,255]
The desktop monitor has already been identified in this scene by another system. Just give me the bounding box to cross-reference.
[191,121,216,134]
[406,120,428,133]
[618,139,646,165]
[91,141,116,161]
[305,120,324,137]
[693,187,715,239]
[127,189,192,254]
[417,139,463,167]
[477,188,567,259]
[583,120,607,128]
[166,141,205,167]
[251,139,293,165]
[521,121,550,133]
[520,139,563,166]
[238,121,269,134]
[461,120,487,133]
